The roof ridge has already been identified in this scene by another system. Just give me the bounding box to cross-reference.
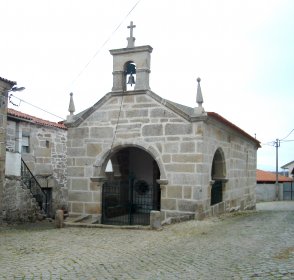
[207,112,260,147]
[7,108,66,130]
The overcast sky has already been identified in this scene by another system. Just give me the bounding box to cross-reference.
[1,0,293,171]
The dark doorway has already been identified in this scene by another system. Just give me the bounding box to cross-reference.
[211,181,222,205]
[102,147,160,225]
[102,179,155,225]
[211,148,226,206]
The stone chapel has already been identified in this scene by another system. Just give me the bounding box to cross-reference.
[65,22,260,225]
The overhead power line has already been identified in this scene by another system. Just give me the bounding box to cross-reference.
[7,1,142,122]
[262,128,294,146]
[69,0,142,88]
[263,128,294,200]
[281,139,294,143]
[261,141,275,146]
[280,128,294,141]
[9,94,64,120]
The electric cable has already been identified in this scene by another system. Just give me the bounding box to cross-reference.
[9,94,64,120]
[262,128,294,146]
[280,129,294,141]
[69,0,142,88]
[7,1,142,123]
[110,94,124,152]
[103,93,124,172]
[261,141,275,146]
[280,139,294,143]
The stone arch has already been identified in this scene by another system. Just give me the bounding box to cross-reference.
[211,147,226,180]
[99,144,163,225]
[92,141,167,182]
[210,147,227,206]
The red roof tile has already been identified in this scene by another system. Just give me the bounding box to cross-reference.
[207,112,261,147]
[256,169,293,182]
[7,108,67,130]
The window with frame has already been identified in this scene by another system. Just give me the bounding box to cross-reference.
[21,135,30,153]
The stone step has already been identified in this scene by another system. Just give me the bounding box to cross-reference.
[66,214,99,224]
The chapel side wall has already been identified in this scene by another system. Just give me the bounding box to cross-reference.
[66,93,205,219]
[203,121,257,215]
[5,119,68,215]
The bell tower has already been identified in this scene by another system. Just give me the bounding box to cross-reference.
[110,21,153,92]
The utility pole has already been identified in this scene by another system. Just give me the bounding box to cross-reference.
[275,139,280,200]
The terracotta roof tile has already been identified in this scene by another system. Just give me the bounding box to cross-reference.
[7,108,67,130]
[207,112,261,147]
[0,76,16,86]
[256,169,293,182]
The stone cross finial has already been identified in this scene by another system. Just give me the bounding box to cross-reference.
[68,92,75,115]
[127,21,136,48]
[128,21,136,37]
[196,77,203,107]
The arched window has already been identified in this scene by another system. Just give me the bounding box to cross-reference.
[211,148,226,205]
[211,148,226,180]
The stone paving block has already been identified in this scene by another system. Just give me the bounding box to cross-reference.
[0,202,294,279]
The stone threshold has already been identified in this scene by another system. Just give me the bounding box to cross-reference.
[64,221,152,230]
[64,214,153,230]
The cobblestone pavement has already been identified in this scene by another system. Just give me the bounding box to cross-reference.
[0,202,293,279]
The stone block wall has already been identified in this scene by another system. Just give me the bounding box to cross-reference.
[202,120,257,215]
[67,92,204,220]
[5,119,67,219]
[159,121,205,221]
[3,177,41,223]
[67,91,258,222]
[0,79,14,221]
[0,109,7,218]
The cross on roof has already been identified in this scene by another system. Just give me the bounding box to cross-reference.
[128,21,136,38]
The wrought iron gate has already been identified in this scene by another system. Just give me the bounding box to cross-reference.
[102,179,156,225]
[283,182,294,200]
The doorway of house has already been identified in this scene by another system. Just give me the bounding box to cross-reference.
[101,147,161,225]
[211,181,223,205]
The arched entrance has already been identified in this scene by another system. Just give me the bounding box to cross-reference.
[101,147,161,225]
[211,148,226,205]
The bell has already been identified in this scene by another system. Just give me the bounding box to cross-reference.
[127,73,135,87]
